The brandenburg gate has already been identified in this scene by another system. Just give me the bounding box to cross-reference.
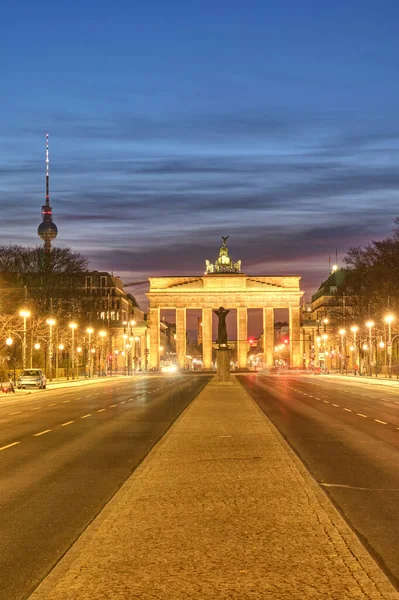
[146,239,304,370]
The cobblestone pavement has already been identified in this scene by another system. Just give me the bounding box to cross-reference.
[29,377,399,600]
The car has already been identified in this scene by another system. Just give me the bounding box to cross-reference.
[161,363,178,374]
[17,369,47,389]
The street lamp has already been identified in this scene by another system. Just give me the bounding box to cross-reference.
[384,314,394,377]
[99,330,107,376]
[57,343,64,380]
[86,327,94,377]
[69,322,77,379]
[19,309,31,370]
[365,321,374,375]
[338,328,346,372]
[350,326,359,371]
[46,318,56,382]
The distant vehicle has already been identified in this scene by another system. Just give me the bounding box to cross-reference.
[17,369,47,389]
[161,364,178,374]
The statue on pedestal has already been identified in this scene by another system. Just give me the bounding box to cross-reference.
[214,306,230,346]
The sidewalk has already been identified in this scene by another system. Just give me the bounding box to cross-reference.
[29,377,399,600]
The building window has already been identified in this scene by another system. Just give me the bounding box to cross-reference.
[100,276,107,288]
[85,276,92,289]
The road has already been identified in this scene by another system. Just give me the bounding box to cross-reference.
[0,374,210,600]
[238,373,399,590]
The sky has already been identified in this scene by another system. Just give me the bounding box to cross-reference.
[2,0,399,312]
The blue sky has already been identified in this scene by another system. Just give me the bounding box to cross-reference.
[2,0,399,308]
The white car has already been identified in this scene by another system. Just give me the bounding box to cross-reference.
[17,369,47,389]
[161,364,178,374]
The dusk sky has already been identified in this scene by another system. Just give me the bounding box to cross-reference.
[2,0,399,310]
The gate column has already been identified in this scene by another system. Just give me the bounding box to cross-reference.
[289,305,301,368]
[263,307,274,367]
[149,307,160,370]
[176,308,187,369]
[202,308,213,369]
[237,308,248,369]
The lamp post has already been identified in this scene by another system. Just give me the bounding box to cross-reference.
[6,336,16,383]
[350,326,358,373]
[19,309,31,370]
[86,327,94,377]
[338,329,346,372]
[99,330,107,375]
[77,347,82,377]
[46,318,56,382]
[57,343,64,380]
[365,321,374,375]
[123,334,128,375]
[69,322,77,380]
[384,314,394,377]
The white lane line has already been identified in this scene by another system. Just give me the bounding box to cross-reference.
[357,413,368,418]
[76,397,82,400]
[86,395,93,398]
[81,414,92,419]
[61,421,74,427]
[374,419,387,425]
[332,403,340,407]
[97,408,106,413]
[30,407,41,411]
[315,397,321,400]
[33,429,51,437]
[10,411,21,415]
[308,395,313,398]
[62,400,70,404]
[48,403,56,407]
[323,400,329,404]
[343,408,352,412]
[0,441,20,451]
[109,404,117,408]
[120,401,126,404]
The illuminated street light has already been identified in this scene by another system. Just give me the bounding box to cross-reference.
[365,321,374,374]
[6,337,13,346]
[86,327,94,377]
[34,343,41,350]
[350,326,359,369]
[379,341,385,348]
[46,318,56,382]
[69,322,77,379]
[19,309,31,370]
[384,315,394,377]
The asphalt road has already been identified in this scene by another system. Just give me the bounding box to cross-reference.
[0,374,210,600]
[238,373,399,590]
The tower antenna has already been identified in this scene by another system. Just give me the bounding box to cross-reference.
[38,133,58,252]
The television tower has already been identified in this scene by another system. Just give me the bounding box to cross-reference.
[37,134,58,252]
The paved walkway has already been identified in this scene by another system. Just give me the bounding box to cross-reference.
[29,377,399,600]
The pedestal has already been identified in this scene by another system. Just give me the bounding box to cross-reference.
[216,347,231,382]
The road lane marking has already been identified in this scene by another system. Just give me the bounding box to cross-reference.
[332,404,340,407]
[81,414,91,419]
[48,403,56,406]
[357,413,367,418]
[62,400,70,404]
[0,441,20,451]
[323,400,329,404]
[374,419,387,425]
[343,408,352,412]
[10,411,21,415]
[315,397,321,400]
[33,429,51,437]
[61,421,74,427]
[109,404,117,408]
[97,408,106,413]
[30,407,41,411]
[120,401,126,404]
